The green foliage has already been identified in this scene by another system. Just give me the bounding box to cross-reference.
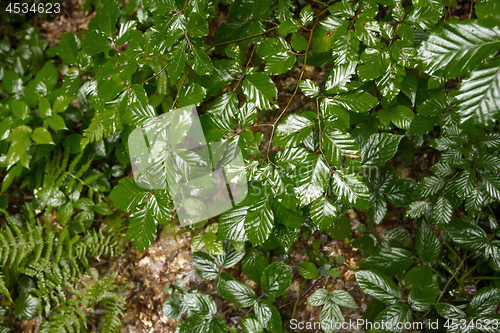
[1,0,500,331]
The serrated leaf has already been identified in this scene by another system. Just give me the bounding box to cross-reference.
[482,174,500,201]
[242,248,268,283]
[455,57,500,126]
[192,251,220,281]
[218,280,257,307]
[109,178,150,211]
[435,303,467,320]
[244,198,274,245]
[325,62,357,94]
[243,73,277,110]
[330,289,358,309]
[261,262,292,297]
[331,171,369,207]
[418,21,500,79]
[254,300,281,332]
[192,47,213,76]
[361,133,403,167]
[242,318,263,333]
[218,206,249,242]
[162,294,187,320]
[327,90,379,113]
[274,113,316,147]
[368,191,387,224]
[307,288,330,306]
[298,79,319,98]
[294,155,330,206]
[321,129,359,169]
[468,287,500,318]
[310,196,337,231]
[416,223,440,262]
[373,303,411,333]
[355,270,401,305]
[319,302,343,333]
[389,105,414,130]
[300,5,314,26]
[360,247,413,276]
[432,196,453,225]
[178,82,206,107]
[416,176,445,198]
[447,219,487,251]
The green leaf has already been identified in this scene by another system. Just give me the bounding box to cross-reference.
[447,219,488,251]
[360,247,413,276]
[482,174,500,201]
[58,33,79,66]
[31,127,54,145]
[218,206,248,242]
[168,46,187,83]
[321,129,359,169]
[127,195,166,252]
[274,113,316,147]
[192,47,213,76]
[192,251,220,281]
[199,111,235,142]
[418,21,500,79]
[407,266,439,312]
[243,73,278,110]
[109,178,150,211]
[330,289,358,309]
[307,288,330,306]
[455,57,500,126]
[300,5,314,26]
[82,30,110,56]
[291,34,308,51]
[368,191,387,224]
[46,115,67,131]
[261,262,292,297]
[254,300,281,332]
[178,82,207,107]
[355,270,401,305]
[435,303,467,320]
[330,171,369,207]
[256,37,296,75]
[242,318,264,333]
[361,133,403,167]
[296,262,318,279]
[319,302,343,333]
[468,287,500,318]
[389,105,414,130]
[244,198,274,245]
[416,176,445,198]
[294,155,330,206]
[372,303,411,333]
[476,0,500,27]
[98,0,119,37]
[327,90,379,113]
[218,280,257,307]
[416,223,440,262]
[325,62,357,94]
[162,294,187,319]
[406,1,443,30]
[0,275,12,303]
[242,248,268,283]
[187,12,209,38]
[184,293,217,319]
[298,79,319,98]
[432,196,453,225]
[13,293,38,320]
[310,196,337,231]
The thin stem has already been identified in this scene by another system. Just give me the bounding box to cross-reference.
[291,279,307,321]
[206,26,278,51]
[233,44,256,92]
